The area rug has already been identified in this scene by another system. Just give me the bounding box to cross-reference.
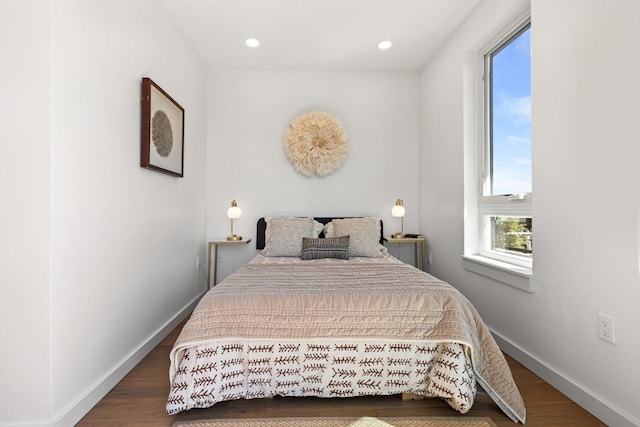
[173,416,498,427]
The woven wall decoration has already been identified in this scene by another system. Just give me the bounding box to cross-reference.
[284,112,349,177]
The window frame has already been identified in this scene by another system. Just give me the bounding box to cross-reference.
[463,10,533,291]
[479,16,532,269]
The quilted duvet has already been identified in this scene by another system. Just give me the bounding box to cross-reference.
[167,254,525,423]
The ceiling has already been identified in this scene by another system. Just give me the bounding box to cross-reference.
[160,0,481,72]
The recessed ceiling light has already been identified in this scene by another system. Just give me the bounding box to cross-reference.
[377,40,392,50]
[245,38,260,47]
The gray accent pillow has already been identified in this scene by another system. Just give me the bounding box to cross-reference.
[301,236,350,260]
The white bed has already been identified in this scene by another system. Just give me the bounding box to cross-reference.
[167,217,526,423]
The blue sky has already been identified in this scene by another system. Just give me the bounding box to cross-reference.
[491,27,531,195]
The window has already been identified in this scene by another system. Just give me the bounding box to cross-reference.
[463,13,532,291]
[479,20,532,269]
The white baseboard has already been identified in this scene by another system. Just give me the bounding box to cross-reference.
[52,294,203,427]
[493,331,639,427]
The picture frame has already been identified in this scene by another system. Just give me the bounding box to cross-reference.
[140,77,184,177]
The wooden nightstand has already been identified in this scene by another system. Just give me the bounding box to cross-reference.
[384,236,426,271]
[206,238,252,289]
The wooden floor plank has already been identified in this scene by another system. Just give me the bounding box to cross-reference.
[76,319,605,427]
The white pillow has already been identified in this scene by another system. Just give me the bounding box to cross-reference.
[325,217,385,257]
[312,220,324,238]
[323,221,335,238]
[264,217,322,256]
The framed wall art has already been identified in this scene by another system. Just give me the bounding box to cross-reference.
[140,77,184,177]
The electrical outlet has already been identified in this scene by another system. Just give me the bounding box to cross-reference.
[427,252,432,265]
[195,255,201,270]
[598,313,615,344]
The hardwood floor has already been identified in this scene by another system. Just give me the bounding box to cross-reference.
[77,319,605,427]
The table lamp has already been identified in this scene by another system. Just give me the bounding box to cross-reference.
[391,199,405,239]
[227,200,242,241]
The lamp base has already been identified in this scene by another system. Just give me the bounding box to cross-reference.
[391,233,405,239]
[227,235,242,241]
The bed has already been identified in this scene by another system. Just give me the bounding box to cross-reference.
[167,217,526,423]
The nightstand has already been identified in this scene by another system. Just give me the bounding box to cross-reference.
[384,236,426,271]
[207,238,252,289]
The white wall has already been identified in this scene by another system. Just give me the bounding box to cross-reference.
[0,1,207,426]
[0,1,53,424]
[420,1,640,426]
[206,70,421,279]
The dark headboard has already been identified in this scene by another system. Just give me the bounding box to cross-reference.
[256,217,384,250]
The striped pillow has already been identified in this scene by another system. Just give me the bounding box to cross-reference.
[301,236,350,260]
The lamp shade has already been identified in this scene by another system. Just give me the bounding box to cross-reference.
[227,200,241,219]
[391,199,405,218]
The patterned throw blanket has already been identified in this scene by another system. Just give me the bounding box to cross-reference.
[168,255,525,423]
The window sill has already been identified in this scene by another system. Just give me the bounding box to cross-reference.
[462,255,533,292]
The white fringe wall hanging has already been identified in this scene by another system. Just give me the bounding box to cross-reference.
[284,112,349,177]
